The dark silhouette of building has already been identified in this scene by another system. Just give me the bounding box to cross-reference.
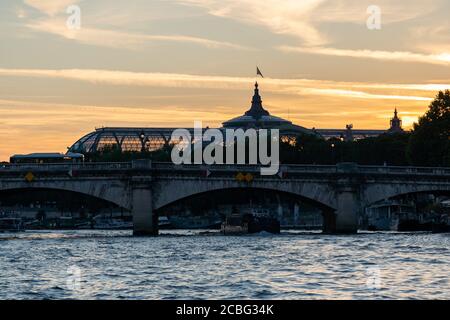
[68,83,406,154]
[222,82,313,136]
[387,108,404,134]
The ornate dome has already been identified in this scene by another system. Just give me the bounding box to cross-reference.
[222,82,314,135]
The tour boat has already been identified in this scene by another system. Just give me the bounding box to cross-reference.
[365,200,434,231]
[221,211,249,235]
[221,208,280,235]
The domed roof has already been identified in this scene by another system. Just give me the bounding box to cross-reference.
[222,82,313,135]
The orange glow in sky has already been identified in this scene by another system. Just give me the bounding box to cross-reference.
[1,0,449,160]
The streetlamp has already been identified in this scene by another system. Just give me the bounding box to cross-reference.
[139,131,146,153]
[331,143,336,164]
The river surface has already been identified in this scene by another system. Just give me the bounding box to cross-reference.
[0,230,449,299]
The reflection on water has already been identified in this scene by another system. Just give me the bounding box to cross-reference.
[0,230,449,299]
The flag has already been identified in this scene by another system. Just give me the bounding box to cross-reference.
[256,66,264,78]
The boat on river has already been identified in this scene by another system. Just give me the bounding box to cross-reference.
[221,208,280,235]
[365,200,433,231]
[92,215,133,230]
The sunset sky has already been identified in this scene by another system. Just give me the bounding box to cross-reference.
[1,0,450,160]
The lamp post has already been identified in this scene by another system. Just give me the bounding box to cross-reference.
[331,143,336,164]
[139,131,146,153]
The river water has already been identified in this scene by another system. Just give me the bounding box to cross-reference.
[0,230,449,299]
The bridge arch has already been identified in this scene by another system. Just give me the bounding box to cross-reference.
[363,183,450,207]
[153,179,337,212]
[152,183,339,233]
[155,186,335,212]
[0,187,127,212]
[0,181,131,210]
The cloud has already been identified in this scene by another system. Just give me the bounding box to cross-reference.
[0,68,444,102]
[303,88,430,101]
[355,83,450,92]
[16,8,28,19]
[22,1,248,50]
[410,23,450,54]
[312,0,444,24]
[24,0,81,16]
[279,46,450,66]
[26,17,249,50]
[178,0,444,47]
[0,98,222,126]
[178,0,329,46]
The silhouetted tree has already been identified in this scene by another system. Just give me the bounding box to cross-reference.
[279,132,409,165]
[354,133,410,166]
[407,90,450,166]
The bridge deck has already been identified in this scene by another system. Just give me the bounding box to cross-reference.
[1,162,450,177]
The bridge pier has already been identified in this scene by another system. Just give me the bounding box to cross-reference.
[131,161,157,236]
[322,209,336,234]
[333,186,359,234]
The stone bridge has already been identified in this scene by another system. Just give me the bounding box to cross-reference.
[1,161,450,235]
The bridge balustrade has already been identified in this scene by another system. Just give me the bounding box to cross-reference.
[1,162,450,177]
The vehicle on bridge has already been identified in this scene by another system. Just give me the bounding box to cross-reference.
[9,152,84,164]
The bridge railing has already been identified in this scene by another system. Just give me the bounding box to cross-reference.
[1,162,450,176]
[152,162,340,174]
[0,162,132,172]
[154,163,450,176]
[357,165,450,176]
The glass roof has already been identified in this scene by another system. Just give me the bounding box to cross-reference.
[68,128,176,153]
